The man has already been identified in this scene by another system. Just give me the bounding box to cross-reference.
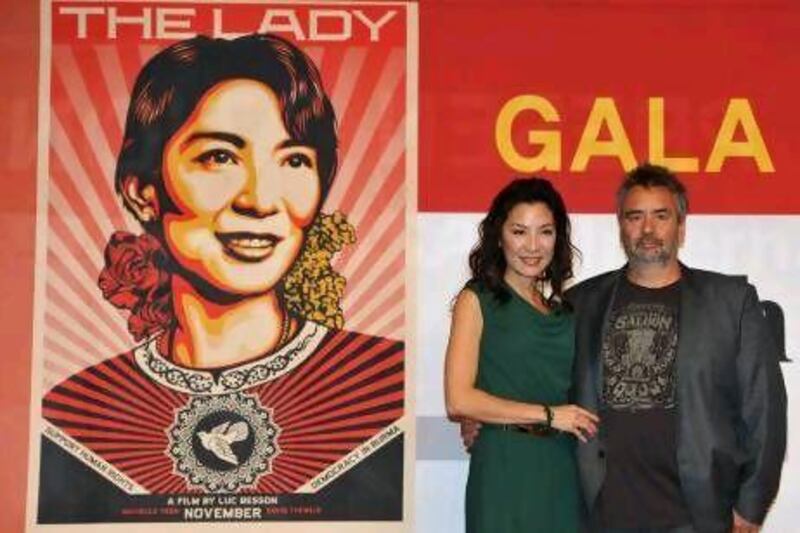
[461,164,786,533]
[569,164,785,532]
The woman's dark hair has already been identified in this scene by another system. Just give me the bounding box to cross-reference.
[115,33,337,224]
[467,177,577,310]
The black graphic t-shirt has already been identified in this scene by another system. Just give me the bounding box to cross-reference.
[595,276,692,528]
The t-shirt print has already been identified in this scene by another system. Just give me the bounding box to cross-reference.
[602,301,679,410]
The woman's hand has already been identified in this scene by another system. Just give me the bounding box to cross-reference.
[550,405,599,443]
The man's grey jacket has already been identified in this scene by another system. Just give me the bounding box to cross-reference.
[567,265,786,533]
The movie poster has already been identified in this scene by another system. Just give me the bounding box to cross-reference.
[28,0,416,527]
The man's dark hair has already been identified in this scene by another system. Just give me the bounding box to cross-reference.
[115,33,337,223]
[467,177,577,311]
[616,163,688,221]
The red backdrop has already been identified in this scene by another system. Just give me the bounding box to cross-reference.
[419,2,799,214]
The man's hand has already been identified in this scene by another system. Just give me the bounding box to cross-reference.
[732,510,760,533]
[459,418,481,450]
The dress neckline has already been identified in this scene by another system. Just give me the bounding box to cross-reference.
[133,320,329,394]
[504,281,554,317]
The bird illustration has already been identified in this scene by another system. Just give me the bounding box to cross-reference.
[197,421,250,466]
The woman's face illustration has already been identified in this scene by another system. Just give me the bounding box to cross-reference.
[160,79,321,295]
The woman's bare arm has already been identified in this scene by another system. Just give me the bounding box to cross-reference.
[444,289,598,441]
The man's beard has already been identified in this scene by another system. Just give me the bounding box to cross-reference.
[623,236,674,266]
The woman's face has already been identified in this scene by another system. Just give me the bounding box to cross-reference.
[160,79,321,295]
[500,201,557,284]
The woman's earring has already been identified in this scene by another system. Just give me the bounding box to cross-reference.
[140,206,156,222]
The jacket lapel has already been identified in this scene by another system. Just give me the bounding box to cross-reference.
[676,265,701,399]
[578,269,623,411]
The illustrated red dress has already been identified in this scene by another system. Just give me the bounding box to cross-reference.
[42,320,404,494]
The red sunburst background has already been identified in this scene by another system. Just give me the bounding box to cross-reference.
[42,3,409,390]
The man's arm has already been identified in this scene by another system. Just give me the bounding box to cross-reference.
[459,418,481,450]
[734,285,787,524]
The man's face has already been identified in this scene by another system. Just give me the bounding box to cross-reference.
[619,185,685,267]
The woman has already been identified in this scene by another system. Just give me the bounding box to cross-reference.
[41,34,403,502]
[445,178,598,532]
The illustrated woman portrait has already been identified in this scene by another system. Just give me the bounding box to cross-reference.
[39,33,404,515]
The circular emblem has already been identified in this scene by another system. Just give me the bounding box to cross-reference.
[168,393,280,492]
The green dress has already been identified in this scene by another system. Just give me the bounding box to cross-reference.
[466,284,580,533]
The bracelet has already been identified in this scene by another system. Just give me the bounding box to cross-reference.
[543,404,553,428]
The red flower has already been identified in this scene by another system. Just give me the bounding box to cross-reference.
[99,232,168,308]
[98,231,174,340]
[128,287,173,341]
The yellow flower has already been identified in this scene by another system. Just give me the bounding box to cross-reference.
[284,212,356,329]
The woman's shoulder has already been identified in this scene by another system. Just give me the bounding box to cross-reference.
[462,279,497,305]
[462,279,509,313]
[463,279,485,295]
